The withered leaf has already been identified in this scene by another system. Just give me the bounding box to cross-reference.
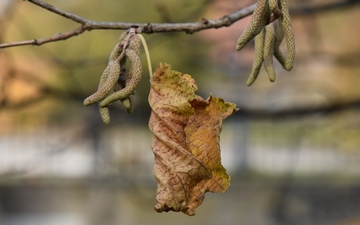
[149,62,238,216]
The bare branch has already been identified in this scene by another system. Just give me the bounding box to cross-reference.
[0,0,358,49]
[0,0,257,49]
[0,25,87,48]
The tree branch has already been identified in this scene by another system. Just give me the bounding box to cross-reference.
[1,25,87,48]
[0,0,256,49]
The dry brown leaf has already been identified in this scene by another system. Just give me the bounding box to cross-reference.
[149,62,238,216]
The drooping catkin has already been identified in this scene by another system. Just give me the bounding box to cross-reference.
[115,68,134,114]
[236,0,270,51]
[279,0,295,71]
[273,18,286,66]
[83,28,144,124]
[99,105,111,124]
[268,0,278,12]
[237,0,295,86]
[83,53,123,106]
[100,46,142,107]
[263,24,276,82]
[246,29,265,86]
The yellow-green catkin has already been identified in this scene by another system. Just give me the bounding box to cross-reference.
[263,24,276,82]
[246,29,265,86]
[236,0,270,51]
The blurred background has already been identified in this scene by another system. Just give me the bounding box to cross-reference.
[1,0,360,224]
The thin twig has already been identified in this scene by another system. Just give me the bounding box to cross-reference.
[0,0,257,49]
[1,26,87,48]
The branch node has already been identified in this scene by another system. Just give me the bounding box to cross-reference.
[201,18,209,25]
[221,15,232,27]
[142,23,154,33]
[32,39,39,46]
[268,8,282,24]
[131,25,142,34]
[83,24,92,31]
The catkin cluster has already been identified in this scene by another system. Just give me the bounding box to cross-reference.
[83,27,143,124]
[236,0,295,86]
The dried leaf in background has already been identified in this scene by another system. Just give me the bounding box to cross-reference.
[149,62,238,216]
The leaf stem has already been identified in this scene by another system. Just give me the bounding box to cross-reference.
[137,34,153,77]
